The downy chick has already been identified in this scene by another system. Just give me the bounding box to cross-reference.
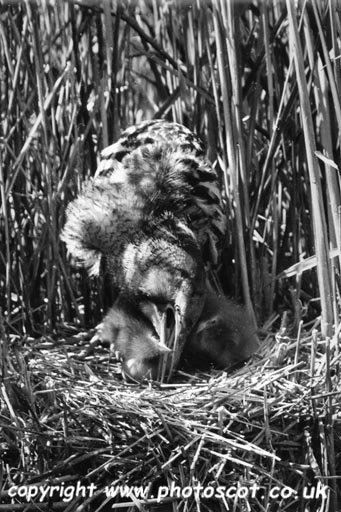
[99,297,172,382]
[186,292,259,370]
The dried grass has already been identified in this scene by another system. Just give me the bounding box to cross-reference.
[1,319,340,511]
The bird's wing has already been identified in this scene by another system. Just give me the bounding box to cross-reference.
[94,119,227,268]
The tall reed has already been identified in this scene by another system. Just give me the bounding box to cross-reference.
[0,0,340,339]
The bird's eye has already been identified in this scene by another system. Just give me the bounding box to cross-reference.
[174,304,181,315]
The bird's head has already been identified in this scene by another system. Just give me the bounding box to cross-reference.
[186,292,259,370]
[109,219,206,381]
[99,298,172,382]
[62,183,206,381]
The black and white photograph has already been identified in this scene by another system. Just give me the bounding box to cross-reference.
[0,1,340,511]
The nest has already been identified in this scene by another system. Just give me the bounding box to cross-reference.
[0,320,340,512]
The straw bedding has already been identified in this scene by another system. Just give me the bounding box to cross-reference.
[0,319,340,512]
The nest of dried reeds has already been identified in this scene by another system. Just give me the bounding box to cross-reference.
[1,317,340,512]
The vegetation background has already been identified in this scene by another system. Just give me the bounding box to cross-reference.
[0,1,340,511]
[1,0,340,336]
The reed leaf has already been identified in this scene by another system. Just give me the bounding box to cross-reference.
[286,0,333,338]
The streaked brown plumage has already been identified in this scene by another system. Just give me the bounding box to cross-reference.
[95,119,227,268]
[62,120,227,380]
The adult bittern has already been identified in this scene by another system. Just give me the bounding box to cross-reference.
[62,120,226,381]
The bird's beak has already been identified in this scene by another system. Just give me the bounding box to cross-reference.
[160,305,181,382]
[139,299,195,383]
[157,306,176,382]
[157,303,189,383]
[157,343,173,354]
[139,301,176,382]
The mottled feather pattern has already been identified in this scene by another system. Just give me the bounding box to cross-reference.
[62,120,238,381]
[95,120,227,267]
[99,119,206,163]
[61,180,145,276]
[63,181,204,297]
